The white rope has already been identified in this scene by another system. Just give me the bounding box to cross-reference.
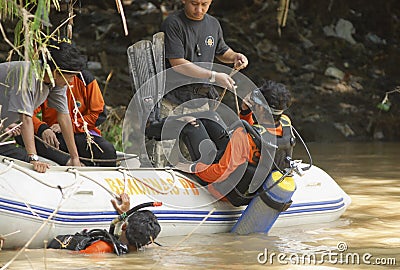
[0,231,20,251]
[77,171,119,199]
[118,168,128,194]
[2,159,79,189]
[164,168,180,194]
[174,208,216,247]
[0,160,14,175]
[1,158,201,198]
[121,168,179,195]
[0,171,85,270]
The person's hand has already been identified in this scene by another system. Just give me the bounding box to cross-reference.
[50,123,61,133]
[42,129,60,149]
[5,123,21,137]
[30,160,50,173]
[111,193,131,214]
[215,72,236,90]
[66,157,83,167]
[233,53,248,70]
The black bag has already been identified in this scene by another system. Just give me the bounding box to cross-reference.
[47,229,128,255]
[47,233,94,251]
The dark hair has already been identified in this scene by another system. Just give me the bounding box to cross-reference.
[125,210,161,249]
[47,39,86,73]
[259,80,292,110]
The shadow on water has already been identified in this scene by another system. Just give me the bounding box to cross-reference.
[1,142,399,269]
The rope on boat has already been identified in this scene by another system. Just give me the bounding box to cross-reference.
[165,168,179,194]
[2,158,80,189]
[0,174,85,270]
[118,168,128,194]
[120,168,179,195]
[0,159,14,175]
[1,157,203,198]
[77,171,119,199]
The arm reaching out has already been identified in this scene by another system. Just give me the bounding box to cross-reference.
[111,193,131,214]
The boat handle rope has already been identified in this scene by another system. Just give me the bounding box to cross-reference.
[119,168,179,195]
[76,171,119,199]
[118,168,128,194]
[172,169,206,188]
[291,125,313,171]
[2,158,80,190]
[0,159,14,175]
[1,158,118,199]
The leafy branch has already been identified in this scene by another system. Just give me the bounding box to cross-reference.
[377,87,400,112]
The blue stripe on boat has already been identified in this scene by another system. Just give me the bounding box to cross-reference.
[0,197,346,223]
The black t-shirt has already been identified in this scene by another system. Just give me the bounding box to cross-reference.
[161,10,230,91]
[162,10,229,65]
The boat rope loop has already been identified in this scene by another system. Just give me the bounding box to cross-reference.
[1,158,118,199]
[2,158,79,190]
[0,159,14,175]
[118,168,129,194]
[77,171,119,199]
[119,168,179,195]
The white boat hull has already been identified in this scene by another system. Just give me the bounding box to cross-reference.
[0,156,351,249]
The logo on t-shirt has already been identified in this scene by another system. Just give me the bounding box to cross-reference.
[205,36,215,47]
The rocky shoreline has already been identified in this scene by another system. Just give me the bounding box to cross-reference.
[1,0,400,142]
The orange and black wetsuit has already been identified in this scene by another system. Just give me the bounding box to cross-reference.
[29,70,117,166]
[79,240,114,254]
[194,110,283,183]
[33,70,105,136]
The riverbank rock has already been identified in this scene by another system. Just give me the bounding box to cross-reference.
[1,0,400,142]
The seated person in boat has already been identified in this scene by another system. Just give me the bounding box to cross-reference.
[31,70,116,166]
[148,80,295,206]
[10,70,117,166]
[48,193,161,254]
[0,38,85,172]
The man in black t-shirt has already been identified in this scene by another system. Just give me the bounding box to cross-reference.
[161,0,248,109]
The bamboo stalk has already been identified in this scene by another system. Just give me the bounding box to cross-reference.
[115,0,129,36]
[277,0,290,37]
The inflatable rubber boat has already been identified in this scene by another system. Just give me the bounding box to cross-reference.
[0,154,351,249]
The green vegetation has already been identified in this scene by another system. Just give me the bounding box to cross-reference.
[98,106,127,152]
[377,88,400,112]
[102,122,123,152]
[1,1,128,151]
[0,0,67,90]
